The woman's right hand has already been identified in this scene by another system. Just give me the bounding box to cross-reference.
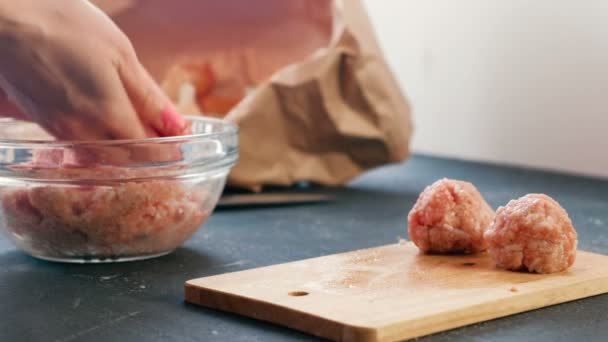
[0,0,187,140]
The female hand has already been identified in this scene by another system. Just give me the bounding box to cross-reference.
[0,0,187,140]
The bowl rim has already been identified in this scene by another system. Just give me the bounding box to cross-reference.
[0,115,238,147]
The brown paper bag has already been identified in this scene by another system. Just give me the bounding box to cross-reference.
[94,0,412,190]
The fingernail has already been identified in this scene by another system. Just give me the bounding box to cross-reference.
[160,106,186,135]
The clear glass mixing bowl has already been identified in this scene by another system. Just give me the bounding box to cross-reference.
[0,116,238,263]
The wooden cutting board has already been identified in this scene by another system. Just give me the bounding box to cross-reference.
[185,242,608,341]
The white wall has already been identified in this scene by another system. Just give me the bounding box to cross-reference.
[363,0,608,178]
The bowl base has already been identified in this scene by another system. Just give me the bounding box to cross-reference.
[27,250,174,264]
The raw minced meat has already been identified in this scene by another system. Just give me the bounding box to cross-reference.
[484,194,577,274]
[407,178,495,254]
[0,166,213,260]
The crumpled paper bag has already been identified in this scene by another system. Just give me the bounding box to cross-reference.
[93,0,412,190]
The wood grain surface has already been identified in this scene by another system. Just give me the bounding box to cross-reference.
[186,242,608,341]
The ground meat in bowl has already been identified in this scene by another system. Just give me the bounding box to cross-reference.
[0,166,219,262]
[484,194,577,274]
[407,178,495,254]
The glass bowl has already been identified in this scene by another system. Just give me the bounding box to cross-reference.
[0,116,238,263]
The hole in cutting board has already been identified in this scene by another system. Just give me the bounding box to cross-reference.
[288,291,309,297]
[462,262,476,266]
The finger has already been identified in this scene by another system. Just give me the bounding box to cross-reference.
[0,88,29,120]
[35,72,153,166]
[100,71,152,140]
[47,96,149,141]
[31,113,112,141]
[118,61,187,164]
[79,77,181,165]
[119,58,188,137]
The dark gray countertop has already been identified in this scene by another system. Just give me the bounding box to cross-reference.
[1,155,607,342]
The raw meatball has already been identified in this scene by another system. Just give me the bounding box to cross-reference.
[407,178,495,254]
[484,194,577,274]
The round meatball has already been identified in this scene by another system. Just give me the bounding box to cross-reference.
[484,194,577,274]
[407,178,495,254]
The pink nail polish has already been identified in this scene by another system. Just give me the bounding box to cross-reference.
[161,107,186,134]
